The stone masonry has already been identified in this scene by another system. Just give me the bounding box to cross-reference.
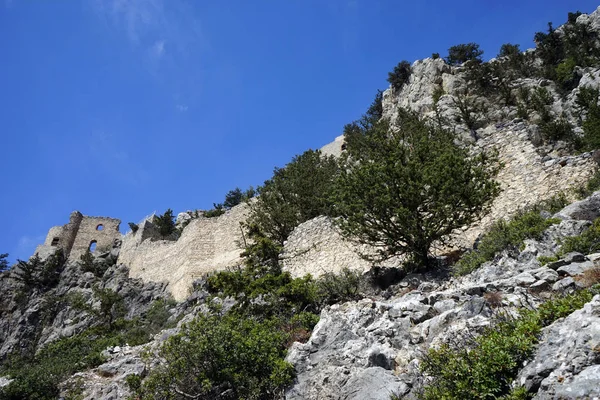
[35,211,121,262]
[118,203,250,301]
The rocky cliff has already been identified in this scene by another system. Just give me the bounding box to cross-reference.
[3,5,600,400]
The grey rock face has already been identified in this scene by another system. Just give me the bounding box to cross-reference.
[517,295,600,399]
[0,258,170,360]
[285,192,600,399]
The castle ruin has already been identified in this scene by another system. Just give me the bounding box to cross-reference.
[35,211,121,261]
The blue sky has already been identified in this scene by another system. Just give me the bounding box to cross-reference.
[1,0,598,263]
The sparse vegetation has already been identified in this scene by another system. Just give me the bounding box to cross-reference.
[454,196,567,276]
[79,249,109,277]
[0,294,176,400]
[559,217,600,255]
[420,286,599,399]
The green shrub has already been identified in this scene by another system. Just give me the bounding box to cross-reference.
[539,117,574,142]
[154,209,176,238]
[454,208,562,276]
[420,288,596,399]
[537,255,559,266]
[135,313,295,400]
[576,87,600,151]
[249,149,339,245]
[0,253,8,273]
[452,92,487,130]
[560,217,600,255]
[555,57,579,91]
[128,222,139,233]
[446,43,484,65]
[79,249,109,278]
[574,169,600,199]
[431,53,440,60]
[334,108,500,269]
[388,60,412,91]
[316,268,363,305]
[10,251,65,292]
[498,43,521,59]
[203,203,225,218]
[0,296,176,399]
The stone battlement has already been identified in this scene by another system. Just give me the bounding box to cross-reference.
[35,211,121,262]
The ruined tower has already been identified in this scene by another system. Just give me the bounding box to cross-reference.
[35,211,121,262]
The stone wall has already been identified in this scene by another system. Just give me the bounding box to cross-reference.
[69,216,121,261]
[118,203,250,301]
[35,212,121,262]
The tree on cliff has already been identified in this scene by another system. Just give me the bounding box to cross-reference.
[0,253,8,272]
[155,209,176,238]
[249,149,339,245]
[446,42,484,65]
[331,109,501,269]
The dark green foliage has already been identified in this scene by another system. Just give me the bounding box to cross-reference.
[446,43,484,65]
[11,251,65,292]
[79,249,109,277]
[420,288,597,399]
[0,303,176,400]
[224,187,244,208]
[154,209,176,238]
[563,12,600,67]
[316,268,362,305]
[540,117,574,142]
[576,87,600,151]
[206,225,318,319]
[560,217,600,255]
[92,286,126,329]
[223,186,256,209]
[453,201,564,276]
[203,203,225,218]
[343,90,385,151]
[249,149,339,245]
[128,222,139,233]
[555,57,579,91]
[135,313,295,400]
[333,109,500,269]
[498,43,521,59]
[534,22,564,79]
[452,92,487,129]
[388,60,412,91]
[11,255,42,289]
[38,250,65,289]
[575,168,600,199]
[431,53,440,60]
[0,253,8,272]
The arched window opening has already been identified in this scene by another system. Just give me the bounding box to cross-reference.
[96,224,104,231]
[51,237,60,246]
[89,240,97,252]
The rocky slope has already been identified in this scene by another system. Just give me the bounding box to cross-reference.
[285,193,600,400]
[38,192,600,400]
[3,6,600,400]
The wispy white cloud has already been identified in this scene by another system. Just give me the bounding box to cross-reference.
[16,234,46,259]
[88,131,150,186]
[151,39,166,59]
[92,0,205,108]
[176,104,188,112]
